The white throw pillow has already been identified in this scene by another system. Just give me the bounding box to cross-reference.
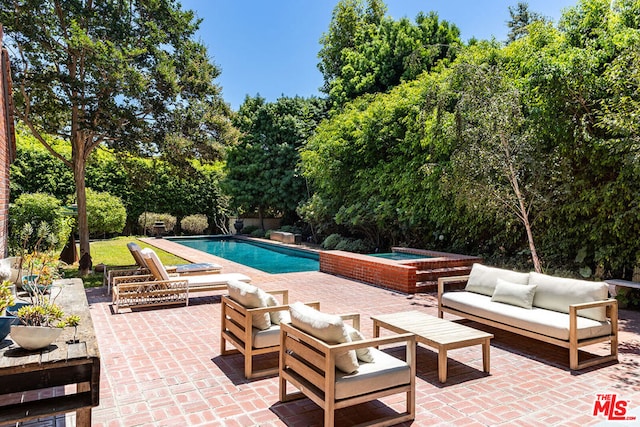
[227,280,271,330]
[465,263,530,296]
[265,293,291,324]
[289,302,359,373]
[345,325,375,363]
[491,279,537,309]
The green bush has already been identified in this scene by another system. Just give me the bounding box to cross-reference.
[250,228,266,238]
[279,225,303,235]
[86,188,126,236]
[181,214,209,235]
[343,239,373,254]
[138,212,177,234]
[322,233,343,250]
[9,193,73,252]
[240,225,259,235]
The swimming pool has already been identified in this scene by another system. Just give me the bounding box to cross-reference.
[169,236,319,274]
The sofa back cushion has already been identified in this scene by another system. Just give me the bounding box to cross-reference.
[227,280,272,330]
[465,263,530,296]
[529,272,608,321]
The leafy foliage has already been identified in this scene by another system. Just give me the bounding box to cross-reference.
[85,189,127,237]
[138,212,177,235]
[180,214,209,235]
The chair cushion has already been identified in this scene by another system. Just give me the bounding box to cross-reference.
[265,293,291,325]
[289,302,359,374]
[227,280,271,330]
[128,242,148,268]
[185,273,251,287]
[252,324,281,349]
[491,279,537,309]
[335,348,410,400]
[140,248,170,281]
[345,325,374,363]
[465,263,530,296]
[529,272,609,321]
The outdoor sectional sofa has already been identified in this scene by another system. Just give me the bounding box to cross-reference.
[438,263,618,370]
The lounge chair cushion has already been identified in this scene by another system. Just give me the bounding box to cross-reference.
[335,348,411,400]
[140,248,171,281]
[227,280,271,330]
[128,242,147,269]
[529,272,608,321]
[289,302,359,374]
[491,279,537,309]
[465,263,529,296]
[345,325,375,363]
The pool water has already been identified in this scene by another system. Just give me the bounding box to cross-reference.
[170,237,319,274]
[368,252,431,261]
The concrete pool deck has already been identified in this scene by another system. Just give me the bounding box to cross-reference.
[10,239,640,426]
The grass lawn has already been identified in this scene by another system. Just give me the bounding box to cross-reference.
[64,236,188,287]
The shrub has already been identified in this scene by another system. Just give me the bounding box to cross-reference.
[321,233,343,250]
[343,239,373,254]
[86,188,126,236]
[279,225,303,235]
[181,214,209,235]
[9,193,73,252]
[240,225,259,235]
[138,212,177,234]
[250,228,266,238]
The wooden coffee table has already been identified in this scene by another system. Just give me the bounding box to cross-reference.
[371,310,493,383]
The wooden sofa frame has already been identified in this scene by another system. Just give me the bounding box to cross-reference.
[220,290,320,379]
[438,275,619,370]
[279,314,416,427]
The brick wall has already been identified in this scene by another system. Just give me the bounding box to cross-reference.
[320,251,418,294]
[0,26,16,257]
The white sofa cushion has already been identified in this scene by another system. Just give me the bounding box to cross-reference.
[529,272,609,321]
[227,280,271,330]
[491,279,537,309]
[264,293,291,325]
[465,263,530,296]
[345,325,375,363]
[289,302,359,373]
[442,291,612,341]
[335,348,411,400]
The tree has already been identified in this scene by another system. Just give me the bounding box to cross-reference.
[1,0,234,274]
[224,96,327,229]
[318,0,461,106]
[85,189,126,237]
[506,2,544,43]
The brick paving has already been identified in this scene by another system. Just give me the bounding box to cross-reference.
[8,238,640,426]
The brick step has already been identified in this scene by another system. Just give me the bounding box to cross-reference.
[415,280,438,292]
[416,265,472,282]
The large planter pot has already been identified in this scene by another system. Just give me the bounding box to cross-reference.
[10,325,62,350]
[0,316,19,341]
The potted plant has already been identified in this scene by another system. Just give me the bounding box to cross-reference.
[0,280,18,342]
[10,287,79,350]
[20,251,62,294]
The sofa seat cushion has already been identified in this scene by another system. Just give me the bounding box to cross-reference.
[442,291,612,341]
[252,324,281,349]
[529,272,609,321]
[335,348,411,400]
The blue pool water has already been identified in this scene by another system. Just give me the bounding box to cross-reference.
[169,237,319,274]
[368,252,431,261]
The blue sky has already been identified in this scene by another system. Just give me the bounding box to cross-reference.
[179,0,578,111]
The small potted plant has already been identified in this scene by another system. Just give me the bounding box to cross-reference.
[0,280,18,342]
[10,287,79,350]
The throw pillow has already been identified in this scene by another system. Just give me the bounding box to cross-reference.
[491,279,537,309]
[227,280,271,330]
[465,263,530,296]
[345,325,375,363]
[265,293,291,325]
[289,302,359,373]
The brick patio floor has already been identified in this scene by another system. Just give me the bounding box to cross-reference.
[8,238,640,426]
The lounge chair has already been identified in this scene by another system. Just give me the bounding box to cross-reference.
[279,303,416,427]
[105,242,222,293]
[111,248,249,313]
[220,281,319,379]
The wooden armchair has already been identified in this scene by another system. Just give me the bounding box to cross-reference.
[279,313,416,427]
[220,289,320,379]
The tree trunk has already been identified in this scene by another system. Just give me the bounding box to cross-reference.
[73,134,91,276]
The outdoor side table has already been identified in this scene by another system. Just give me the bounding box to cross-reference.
[0,279,100,426]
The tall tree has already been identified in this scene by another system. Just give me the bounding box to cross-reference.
[1,0,233,274]
[224,96,327,229]
[506,2,544,43]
